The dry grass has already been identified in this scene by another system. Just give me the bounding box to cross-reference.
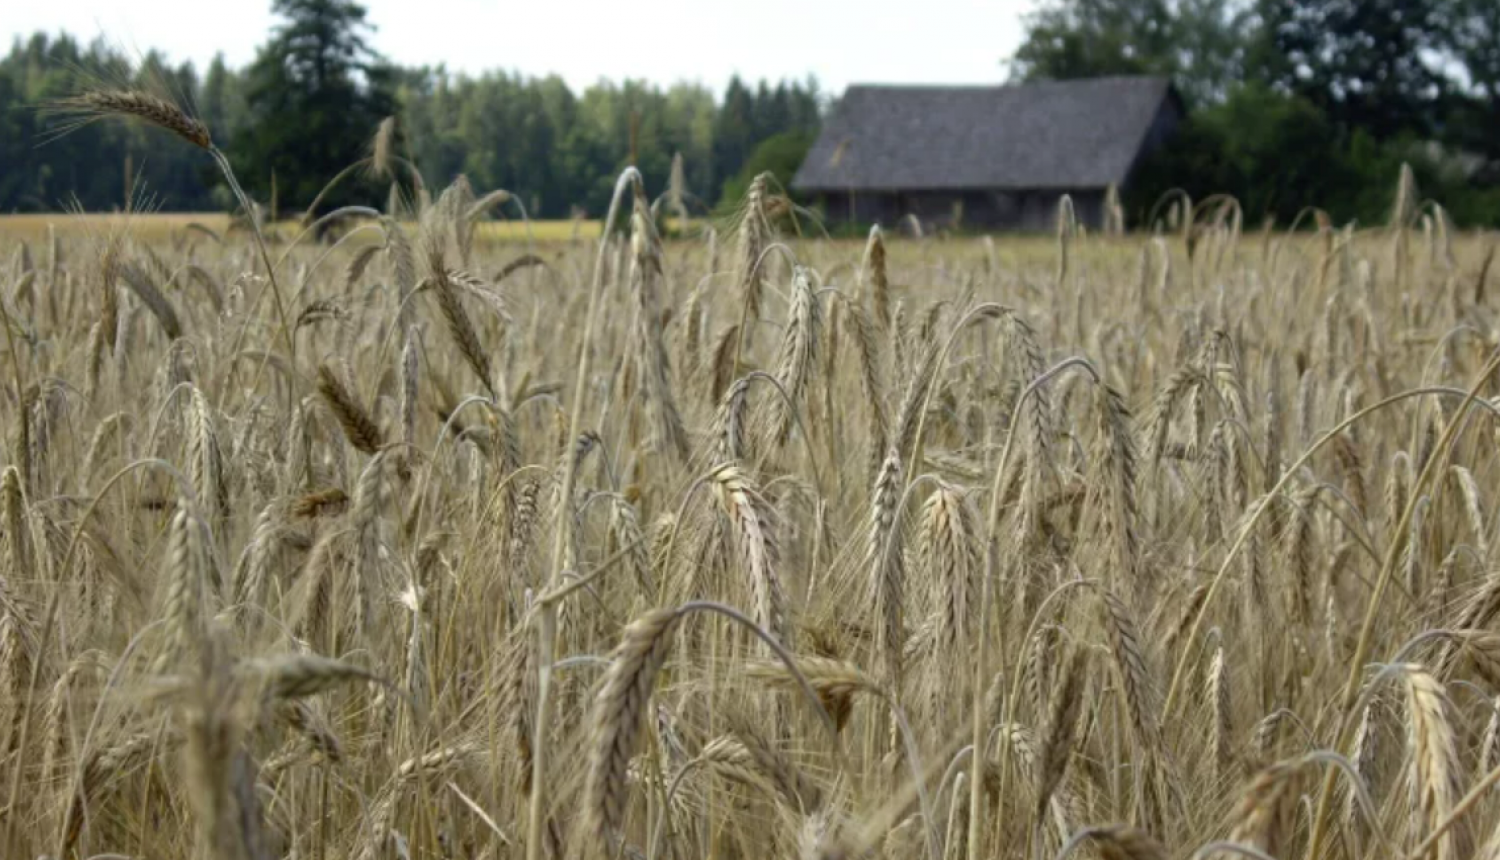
[2,136,1500,860]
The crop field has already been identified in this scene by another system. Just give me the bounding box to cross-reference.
[5,91,1500,860]
[0,213,594,245]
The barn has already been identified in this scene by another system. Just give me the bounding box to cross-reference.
[792,76,1184,231]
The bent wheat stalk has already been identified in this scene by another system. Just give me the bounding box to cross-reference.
[583,600,839,855]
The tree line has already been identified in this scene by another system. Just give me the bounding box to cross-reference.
[5,0,1499,227]
[1012,0,1500,226]
[0,5,821,218]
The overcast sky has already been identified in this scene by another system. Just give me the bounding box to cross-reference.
[7,0,1035,95]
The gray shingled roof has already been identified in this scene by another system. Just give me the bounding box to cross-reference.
[792,77,1178,192]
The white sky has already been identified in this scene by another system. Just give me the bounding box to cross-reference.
[6,0,1035,96]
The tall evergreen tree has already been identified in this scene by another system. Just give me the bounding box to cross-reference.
[199,54,244,144]
[233,0,396,209]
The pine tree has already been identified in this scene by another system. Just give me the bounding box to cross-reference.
[233,0,396,210]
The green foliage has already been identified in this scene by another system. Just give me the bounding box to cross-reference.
[1447,0,1500,165]
[1128,85,1350,222]
[1253,0,1453,140]
[324,68,821,218]
[1010,0,1176,79]
[0,34,224,212]
[717,131,816,213]
[0,27,822,218]
[1010,0,1253,105]
[12,0,1498,228]
[1129,84,1495,227]
[1452,0,1500,101]
[230,0,398,210]
[1018,0,1500,227]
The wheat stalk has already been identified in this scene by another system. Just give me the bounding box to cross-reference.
[862,225,891,330]
[770,266,821,445]
[1034,645,1087,821]
[243,653,380,700]
[867,447,906,690]
[54,90,212,149]
[585,607,682,852]
[119,262,183,339]
[1403,665,1465,860]
[710,463,787,646]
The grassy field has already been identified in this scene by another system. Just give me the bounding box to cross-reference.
[7,95,1500,860]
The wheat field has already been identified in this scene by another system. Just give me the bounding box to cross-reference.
[0,214,593,245]
[3,94,1500,860]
